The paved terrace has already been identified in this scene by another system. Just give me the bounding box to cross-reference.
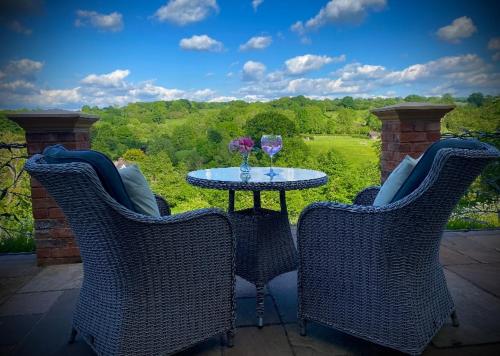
[1,229,499,356]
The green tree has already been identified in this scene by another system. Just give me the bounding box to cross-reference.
[404,94,426,102]
[245,111,297,140]
[441,93,454,104]
[341,96,355,109]
[467,92,485,107]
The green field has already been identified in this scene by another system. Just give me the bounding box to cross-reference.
[304,135,378,168]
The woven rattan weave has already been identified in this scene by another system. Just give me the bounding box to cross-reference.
[297,143,499,355]
[187,167,328,327]
[25,154,236,356]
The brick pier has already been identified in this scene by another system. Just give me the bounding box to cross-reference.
[7,110,99,265]
[371,102,454,182]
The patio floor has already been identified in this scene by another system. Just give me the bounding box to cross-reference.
[1,229,499,355]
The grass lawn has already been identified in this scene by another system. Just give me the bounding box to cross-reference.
[304,135,379,168]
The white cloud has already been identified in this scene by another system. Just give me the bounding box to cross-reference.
[208,96,238,102]
[292,0,386,35]
[75,10,124,32]
[488,37,500,50]
[239,36,272,51]
[153,0,218,26]
[0,80,36,93]
[6,20,32,35]
[179,34,223,52]
[127,82,185,101]
[336,63,386,80]
[0,62,226,108]
[2,59,43,79]
[39,88,82,106]
[333,54,500,93]
[287,78,359,95]
[242,61,266,81]
[238,53,500,100]
[436,16,476,43]
[285,54,345,75]
[492,52,500,62]
[81,69,130,87]
[1,52,499,109]
[189,88,217,101]
[252,0,263,12]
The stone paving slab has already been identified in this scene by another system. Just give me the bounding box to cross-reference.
[441,234,500,264]
[466,231,500,252]
[19,264,83,293]
[0,291,63,317]
[0,230,499,355]
[177,337,222,356]
[0,314,43,346]
[439,246,477,266]
[432,270,500,348]
[424,344,500,355]
[446,263,500,297]
[0,255,40,279]
[268,271,298,324]
[14,289,80,356]
[225,325,293,356]
[284,322,390,356]
[236,296,280,327]
[0,277,32,306]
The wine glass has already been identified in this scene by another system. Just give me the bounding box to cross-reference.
[261,135,282,177]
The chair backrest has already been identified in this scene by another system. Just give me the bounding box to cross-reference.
[391,138,486,203]
[25,154,150,288]
[42,144,136,211]
[392,141,499,231]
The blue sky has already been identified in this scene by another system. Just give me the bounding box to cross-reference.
[0,0,499,108]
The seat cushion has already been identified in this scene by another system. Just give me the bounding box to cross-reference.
[373,155,419,206]
[391,138,484,203]
[118,165,160,217]
[43,144,136,211]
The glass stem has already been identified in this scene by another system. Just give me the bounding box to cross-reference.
[270,155,273,173]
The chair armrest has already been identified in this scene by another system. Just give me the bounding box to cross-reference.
[297,202,407,311]
[78,208,236,344]
[99,208,235,323]
[154,194,171,216]
[353,186,380,205]
[297,201,401,274]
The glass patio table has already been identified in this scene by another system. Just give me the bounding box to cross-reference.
[187,167,328,327]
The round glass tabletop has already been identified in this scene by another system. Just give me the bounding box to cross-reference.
[187,167,328,191]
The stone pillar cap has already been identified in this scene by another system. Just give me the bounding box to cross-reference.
[6,110,99,133]
[371,102,455,120]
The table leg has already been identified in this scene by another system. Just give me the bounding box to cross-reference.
[231,188,297,328]
[256,283,265,328]
[228,190,235,212]
[253,191,261,211]
[280,190,287,214]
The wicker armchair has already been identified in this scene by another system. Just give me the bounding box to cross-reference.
[297,143,499,355]
[25,154,235,356]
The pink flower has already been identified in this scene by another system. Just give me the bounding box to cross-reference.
[229,137,254,154]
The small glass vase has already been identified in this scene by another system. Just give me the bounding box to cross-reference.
[240,153,250,173]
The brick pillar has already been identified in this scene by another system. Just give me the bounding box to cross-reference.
[371,103,454,182]
[7,110,99,266]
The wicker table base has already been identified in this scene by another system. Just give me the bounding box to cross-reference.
[229,191,297,327]
[187,167,328,327]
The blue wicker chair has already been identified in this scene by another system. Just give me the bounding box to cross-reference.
[297,142,499,355]
[25,154,235,355]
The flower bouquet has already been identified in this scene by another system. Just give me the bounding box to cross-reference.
[229,137,255,173]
